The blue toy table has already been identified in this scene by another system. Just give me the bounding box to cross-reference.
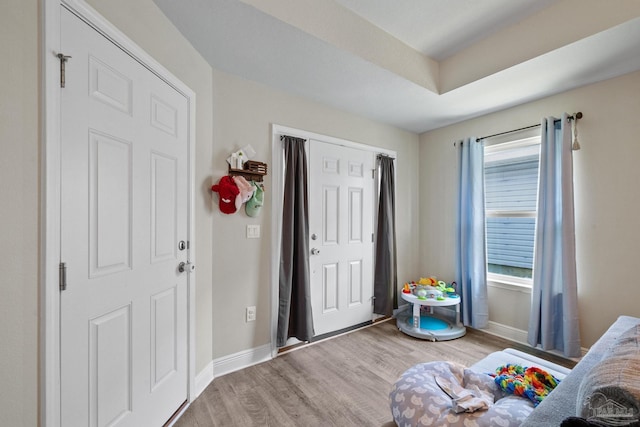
[397,292,466,341]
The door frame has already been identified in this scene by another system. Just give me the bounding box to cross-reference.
[41,1,197,426]
[269,124,395,357]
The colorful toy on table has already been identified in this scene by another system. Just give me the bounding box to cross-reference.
[418,277,437,286]
[410,277,439,300]
[405,277,458,300]
[447,281,458,297]
[435,280,456,300]
[403,280,426,299]
[417,277,437,299]
[415,288,428,299]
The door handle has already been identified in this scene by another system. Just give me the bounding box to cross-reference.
[310,248,320,255]
[178,261,195,273]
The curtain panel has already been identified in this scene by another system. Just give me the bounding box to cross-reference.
[528,114,581,357]
[373,156,398,316]
[277,136,314,347]
[455,138,489,329]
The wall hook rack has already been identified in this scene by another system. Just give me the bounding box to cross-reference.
[228,160,268,182]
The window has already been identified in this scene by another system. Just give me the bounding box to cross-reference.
[484,136,540,286]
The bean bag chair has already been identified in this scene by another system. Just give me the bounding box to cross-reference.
[390,361,534,427]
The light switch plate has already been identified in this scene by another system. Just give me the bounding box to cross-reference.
[247,224,260,239]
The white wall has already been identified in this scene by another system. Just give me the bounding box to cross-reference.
[420,70,640,347]
[0,1,38,425]
[210,69,420,357]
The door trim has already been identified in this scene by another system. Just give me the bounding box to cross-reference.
[269,124,395,357]
[42,1,197,426]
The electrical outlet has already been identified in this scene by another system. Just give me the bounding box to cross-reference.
[246,306,256,322]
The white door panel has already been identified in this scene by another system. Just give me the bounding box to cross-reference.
[60,8,188,427]
[309,141,374,336]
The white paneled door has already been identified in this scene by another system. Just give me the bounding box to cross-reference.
[309,140,375,337]
[60,8,189,427]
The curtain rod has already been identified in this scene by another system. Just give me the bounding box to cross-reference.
[279,134,307,142]
[477,112,582,141]
[377,153,395,160]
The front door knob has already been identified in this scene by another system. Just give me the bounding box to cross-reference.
[311,248,320,255]
[178,261,195,273]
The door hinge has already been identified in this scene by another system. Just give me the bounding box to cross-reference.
[372,233,375,242]
[57,53,72,88]
[59,262,67,291]
[372,169,375,179]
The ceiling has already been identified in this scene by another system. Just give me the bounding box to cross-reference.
[333,0,558,60]
[153,0,640,133]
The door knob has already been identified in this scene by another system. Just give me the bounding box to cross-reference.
[178,261,195,273]
[311,248,320,255]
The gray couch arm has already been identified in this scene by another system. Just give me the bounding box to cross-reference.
[521,315,640,427]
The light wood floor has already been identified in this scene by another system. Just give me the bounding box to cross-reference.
[175,319,575,427]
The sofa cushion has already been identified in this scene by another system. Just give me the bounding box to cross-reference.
[522,316,640,427]
[576,324,640,425]
[605,324,640,358]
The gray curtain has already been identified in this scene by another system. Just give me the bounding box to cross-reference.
[455,138,489,328]
[277,136,314,347]
[373,155,397,316]
[528,114,581,357]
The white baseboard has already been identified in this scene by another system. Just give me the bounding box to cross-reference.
[214,343,272,377]
[483,321,589,360]
[485,321,529,344]
[194,360,215,398]
[193,344,273,399]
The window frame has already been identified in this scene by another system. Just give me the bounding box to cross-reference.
[484,135,541,288]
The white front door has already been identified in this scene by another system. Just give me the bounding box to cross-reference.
[60,8,189,427]
[308,140,375,337]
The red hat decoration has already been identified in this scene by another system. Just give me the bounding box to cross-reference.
[211,176,240,214]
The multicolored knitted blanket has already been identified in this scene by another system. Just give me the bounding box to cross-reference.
[493,364,560,407]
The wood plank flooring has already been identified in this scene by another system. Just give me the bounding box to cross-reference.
[175,319,575,427]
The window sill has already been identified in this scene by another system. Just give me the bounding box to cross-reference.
[487,278,532,293]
